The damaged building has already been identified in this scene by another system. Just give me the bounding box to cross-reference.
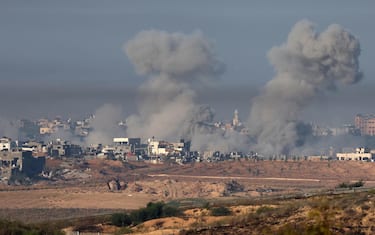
[0,150,45,184]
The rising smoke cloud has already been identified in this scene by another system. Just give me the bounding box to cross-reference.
[86,104,125,146]
[124,30,222,140]
[124,30,249,152]
[247,20,362,156]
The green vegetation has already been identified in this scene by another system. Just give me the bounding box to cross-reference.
[209,206,231,216]
[129,201,181,225]
[0,219,64,235]
[110,201,182,227]
[337,180,364,189]
[2,189,375,235]
[111,213,132,227]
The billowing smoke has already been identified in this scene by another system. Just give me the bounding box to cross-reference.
[181,105,248,152]
[43,129,82,145]
[124,30,249,152]
[85,104,125,146]
[248,20,362,156]
[124,30,227,145]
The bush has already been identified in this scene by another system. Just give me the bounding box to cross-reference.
[0,219,64,235]
[111,213,132,227]
[210,206,231,216]
[337,180,364,189]
[129,201,181,225]
[162,205,181,217]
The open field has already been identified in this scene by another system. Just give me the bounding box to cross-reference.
[133,190,375,235]
[0,159,375,224]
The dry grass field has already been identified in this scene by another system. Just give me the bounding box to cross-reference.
[0,158,375,225]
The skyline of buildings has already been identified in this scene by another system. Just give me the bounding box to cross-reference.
[4,110,375,143]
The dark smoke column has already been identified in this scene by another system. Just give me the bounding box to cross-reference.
[124,30,224,140]
[247,20,362,156]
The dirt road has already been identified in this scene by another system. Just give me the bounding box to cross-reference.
[148,173,322,182]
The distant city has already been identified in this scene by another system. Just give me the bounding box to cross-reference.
[2,111,375,184]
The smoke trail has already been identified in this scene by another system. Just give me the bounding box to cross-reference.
[248,20,362,155]
[85,104,124,146]
[124,30,225,143]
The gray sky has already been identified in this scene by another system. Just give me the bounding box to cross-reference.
[0,0,374,125]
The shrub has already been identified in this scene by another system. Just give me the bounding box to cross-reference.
[129,201,181,225]
[0,219,64,235]
[111,213,132,227]
[337,180,364,189]
[210,206,231,216]
[162,205,181,217]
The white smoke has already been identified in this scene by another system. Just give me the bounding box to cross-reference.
[247,20,362,156]
[85,104,125,146]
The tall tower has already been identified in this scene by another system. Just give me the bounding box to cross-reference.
[232,109,239,127]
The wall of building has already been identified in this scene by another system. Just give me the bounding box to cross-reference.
[21,151,45,177]
[355,114,375,136]
[336,152,373,161]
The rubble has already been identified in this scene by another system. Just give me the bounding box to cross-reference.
[107,178,127,191]
[224,180,244,195]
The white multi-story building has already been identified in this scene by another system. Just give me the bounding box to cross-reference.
[0,137,12,151]
[336,147,374,161]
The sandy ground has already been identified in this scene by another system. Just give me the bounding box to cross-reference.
[0,187,154,209]
[1,159,375,213]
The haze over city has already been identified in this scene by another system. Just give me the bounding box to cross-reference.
[0,1,375,155]
[2,2,375,234]
[1,1,374,125]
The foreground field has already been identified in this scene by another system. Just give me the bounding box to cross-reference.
[0,159,374,225]
[137,190,375,235]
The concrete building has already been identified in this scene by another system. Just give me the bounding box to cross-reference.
[355,114,375,136]
[0,150,22,182]
[112,138,141,160]
[113,138,140,153]
[336,147,374,161]
[40,127,55,135]
[22,141,47,154]
[147,138,188,157]
[0,150,45,183]
[48,139,65,158]
[0,137,13,151]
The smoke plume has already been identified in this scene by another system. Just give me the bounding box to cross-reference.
[248,20,362,156]
[0,117,18,139]
[85,104,125,146]
[124,30,226,144]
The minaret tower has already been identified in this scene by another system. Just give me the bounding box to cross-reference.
[233,109,239,127]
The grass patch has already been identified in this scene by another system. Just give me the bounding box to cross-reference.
[337,180,364,189]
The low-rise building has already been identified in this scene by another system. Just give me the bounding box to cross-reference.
[0,137,14,151]
[0,150,45,184]
[336,147,374,161]
[355,114,375,136]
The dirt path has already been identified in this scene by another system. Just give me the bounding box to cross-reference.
[148,174,322,182]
